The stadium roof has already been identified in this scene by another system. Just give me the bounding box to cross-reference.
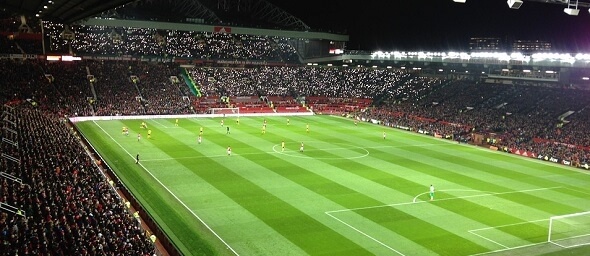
[0,0,134,24]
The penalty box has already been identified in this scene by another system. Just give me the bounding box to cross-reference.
[326,187,567,254]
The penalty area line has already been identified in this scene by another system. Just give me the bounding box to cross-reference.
[325,212,407,256]
[326,186,562,214]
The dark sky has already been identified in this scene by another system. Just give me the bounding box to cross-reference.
[267,0,590,52]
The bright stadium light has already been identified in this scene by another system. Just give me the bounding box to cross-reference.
[453,0,466,3]
[507,0,523,9]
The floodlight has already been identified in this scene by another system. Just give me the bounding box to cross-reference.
[564,8,580,15]
[507,0,523,9]
[453,0,466,3]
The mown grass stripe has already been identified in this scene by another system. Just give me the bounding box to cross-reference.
[77,121,219,256]
[230,118,491,255]
[146,119,375,255]
[76,116,590,256]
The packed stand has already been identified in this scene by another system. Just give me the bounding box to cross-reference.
[39,61,95,116]
[188,66,410,99]
[0,105,155,255]
[359,79,590,166]
[130,62,195,115]
[42,22,300,63]
[0,59,67,113]
[89,61,146,116]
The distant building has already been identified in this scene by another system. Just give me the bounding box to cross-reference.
[469,37,503,52]
[512,40,552,53]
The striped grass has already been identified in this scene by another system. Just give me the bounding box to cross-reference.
[75,115,590,256]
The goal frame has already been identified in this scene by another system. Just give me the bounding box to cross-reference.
[548,211,590,247]
[208,107,240,117]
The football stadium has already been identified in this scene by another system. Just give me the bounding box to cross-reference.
[1,0,590,255]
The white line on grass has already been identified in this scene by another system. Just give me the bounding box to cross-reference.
[453,138,590,176]
[467,219,548,250]
[469,219,547,232]
[141,151,266,161]
[92,121,239,256]
[469,241,546,256]
[141,143,452,162]
[327,187,560,256]
[563,186,590,196]
[271,143,370,160]
[470,214,590,255]
[548,240,567,249]
[550,234,590,248]
[325,212,407,256]
[412,189,494,203]
[328,115,590,176]
[467,230,509,249]
[151,119,170,128]
[326,186,562,214]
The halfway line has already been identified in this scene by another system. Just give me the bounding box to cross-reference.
[141,143,452,162]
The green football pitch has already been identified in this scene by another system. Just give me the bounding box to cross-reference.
[75,115,590,256]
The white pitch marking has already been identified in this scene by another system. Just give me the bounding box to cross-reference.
[328,187,561,256]
[92,121,240,256]
[150,119,170,128]
[467,229,509,249]
[327,187,562,214]
[412,189,493,203]
[142,143,452,162]
[468,241,546,256]
[469,219,547,232]
[325,212,407,256]
[467,219,548,250]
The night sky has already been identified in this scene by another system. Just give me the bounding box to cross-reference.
[267,0,590,52]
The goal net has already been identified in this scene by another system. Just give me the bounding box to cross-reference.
[209,107,240,117]
[548,211,590,248]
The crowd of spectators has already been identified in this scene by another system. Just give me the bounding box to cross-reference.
[0,59,61,112]
[0,59,197,117]
[39,61,95,116]
[41,22,300,63]
[2,57,590,256]
[1,57,589,164]
[88,60,198,116]
[358,79,590,165]
[130,62,194,115]
[188,64,590,166]
[0,105,154,255]
[3,9,588,256]
[189,66,414,99]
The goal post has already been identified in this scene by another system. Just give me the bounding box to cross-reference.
[548,211,590,248]
[208,107,240,117]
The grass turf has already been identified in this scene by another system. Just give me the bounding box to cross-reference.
[75,115,590,256]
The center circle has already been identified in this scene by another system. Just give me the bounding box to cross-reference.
[273,142,370,159]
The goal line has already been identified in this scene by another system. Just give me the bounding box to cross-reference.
[548,211,590,248]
